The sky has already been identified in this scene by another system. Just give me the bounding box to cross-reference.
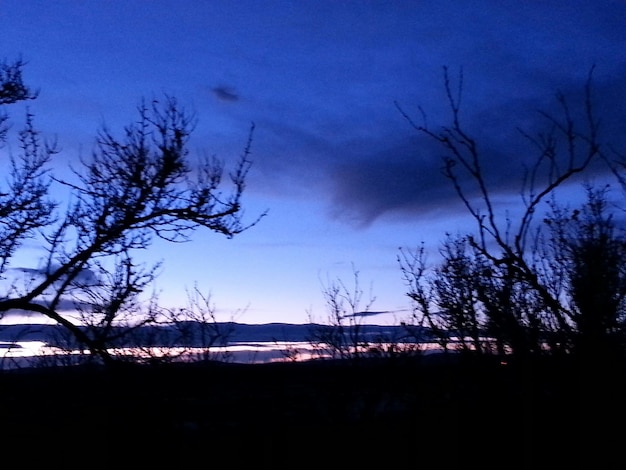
[1,1,626,326]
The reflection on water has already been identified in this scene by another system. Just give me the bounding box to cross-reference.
[0,341,51,357]
[0,340,441,369]
[0,340,332,368]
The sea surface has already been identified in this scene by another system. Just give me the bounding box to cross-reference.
[0,321,431,369]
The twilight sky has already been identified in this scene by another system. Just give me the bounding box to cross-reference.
[1,1,626,325]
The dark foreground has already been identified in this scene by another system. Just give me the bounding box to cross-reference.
[0,354,624,468]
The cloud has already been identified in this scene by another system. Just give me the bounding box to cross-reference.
[341,310,397,319]
[322,68,626,227]
[193,1,626,232]
[3,265,102,314]
[326,136,453,226]
[212,86,239,102]
[10,265,99,286]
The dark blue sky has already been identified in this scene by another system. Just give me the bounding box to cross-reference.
[1,1,626,324]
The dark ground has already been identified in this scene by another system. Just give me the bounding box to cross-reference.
[0,354,624,468]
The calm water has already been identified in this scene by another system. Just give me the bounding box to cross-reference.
[0,340,313,368]
[0,340,437,369]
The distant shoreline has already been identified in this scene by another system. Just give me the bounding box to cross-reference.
[0,321,426,346]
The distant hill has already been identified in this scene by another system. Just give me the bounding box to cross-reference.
[0,321,427,348]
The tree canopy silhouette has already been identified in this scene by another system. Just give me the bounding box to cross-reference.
[398,67,626,362]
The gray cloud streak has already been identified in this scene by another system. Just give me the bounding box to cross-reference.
[321,69,626,227]
[212,86,239,102]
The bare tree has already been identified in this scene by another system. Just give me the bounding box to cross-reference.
[166,284,238,363]
[397,67,624,360]
[542,185,626,359]
[0,57,37,106]
[307,266,376,361]
[398,244,446,349]
[0,85,265,364]
[0,112,57,275]
[0,59,53,275]
[431,235,485,354]
[0,57,38,142]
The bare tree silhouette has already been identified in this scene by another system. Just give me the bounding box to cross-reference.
[0,59,265,364]
[398,67,626,361]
